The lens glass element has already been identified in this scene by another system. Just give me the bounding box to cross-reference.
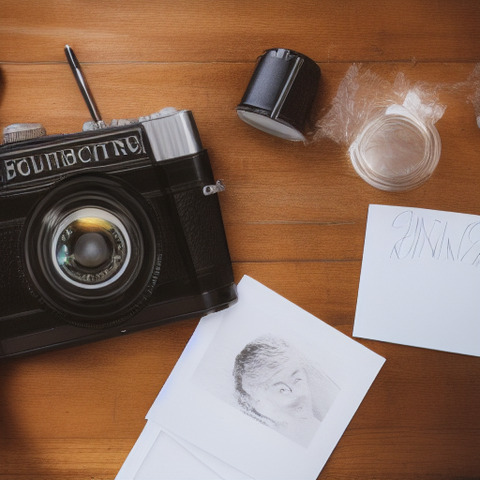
[52,207,131,289]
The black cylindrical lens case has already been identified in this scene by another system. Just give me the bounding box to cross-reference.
[237,48,320,141]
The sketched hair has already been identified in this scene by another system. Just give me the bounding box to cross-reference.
[232,335,293,426]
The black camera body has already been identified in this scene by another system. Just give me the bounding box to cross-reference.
[0,108,237,358]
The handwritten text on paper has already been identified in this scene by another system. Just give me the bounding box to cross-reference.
[390,209,480,266]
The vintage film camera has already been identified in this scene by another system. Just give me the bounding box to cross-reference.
[0,46,237,358]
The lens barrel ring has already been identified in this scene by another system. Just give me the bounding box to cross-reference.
[22,174,161,328]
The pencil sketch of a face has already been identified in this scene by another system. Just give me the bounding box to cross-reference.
[232,335,340,447]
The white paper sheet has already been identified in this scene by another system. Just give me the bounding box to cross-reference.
[116,422,162,479]
[147,275,385,480]
[116,421,226,480]
[153,423,253,480]
[116,311,252,480]
[353,204,480,356]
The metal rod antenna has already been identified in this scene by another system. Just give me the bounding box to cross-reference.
[64,45,102,123]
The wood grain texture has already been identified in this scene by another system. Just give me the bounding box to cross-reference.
[1,1,480,479]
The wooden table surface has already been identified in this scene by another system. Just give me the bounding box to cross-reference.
[1,1,480,479]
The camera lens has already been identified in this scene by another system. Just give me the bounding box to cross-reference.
[22,175,162,327]
[53,208,131,289]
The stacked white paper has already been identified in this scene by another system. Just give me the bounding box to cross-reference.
[116,276,385,480]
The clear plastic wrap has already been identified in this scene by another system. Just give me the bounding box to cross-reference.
[314,65,446,191]
[468,63,480,128]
